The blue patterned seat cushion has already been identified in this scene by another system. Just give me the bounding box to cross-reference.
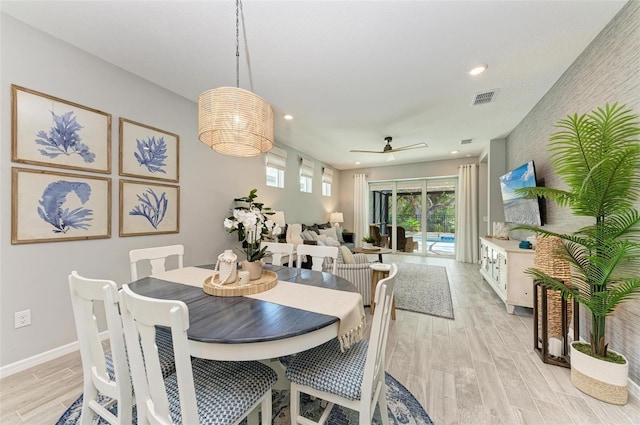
[104,327,176,385]
[285,338,368,401]
[164,359,277,425]
[154,327,176,378]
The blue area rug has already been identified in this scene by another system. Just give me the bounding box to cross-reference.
[56,372,433,425]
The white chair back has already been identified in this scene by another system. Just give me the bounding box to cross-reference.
[68,271,132,425]
[120,285,276,425]
[362,263,398,408]
[286,263,398,425]
[120,284,197,424]
[129,244,184,280]
[260,241,294,267]
[296,244,339,274]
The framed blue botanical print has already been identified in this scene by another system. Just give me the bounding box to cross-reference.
[11,85,111,174]
[11,168,111,244]
[119,118,179,183]
[119,179,179,237]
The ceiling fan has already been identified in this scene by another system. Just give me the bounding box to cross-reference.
[350,136,427,154]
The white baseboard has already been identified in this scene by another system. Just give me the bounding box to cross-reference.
[0,332,108,379]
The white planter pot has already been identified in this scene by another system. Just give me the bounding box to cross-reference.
[570,341,628,405]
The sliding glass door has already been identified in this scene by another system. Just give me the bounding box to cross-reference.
[369,177,457,256]
[425,178,456,256]
[394,181,422,253]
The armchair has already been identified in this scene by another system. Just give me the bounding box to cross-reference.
[387,225,417,252]
[369,224,387,247]
[332,246,373,306]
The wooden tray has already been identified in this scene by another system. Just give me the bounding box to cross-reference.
[203,270,278,297]
[362,248,381,252]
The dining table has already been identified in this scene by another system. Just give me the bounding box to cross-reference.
[126,264,363,362]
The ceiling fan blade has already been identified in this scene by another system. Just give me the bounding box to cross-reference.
[389,142,428,152]
[349,149,388,154]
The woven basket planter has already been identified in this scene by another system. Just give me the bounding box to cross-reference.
[534,236,572,340]
[570,342,628,405]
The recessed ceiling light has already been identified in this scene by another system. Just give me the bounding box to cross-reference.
[355,161,361,165]
[283,114,294,120]
[451,150,459,154]
[468,64,488,76]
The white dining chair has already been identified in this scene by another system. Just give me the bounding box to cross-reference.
[120,284,277,425]
[129,244,184,280]
[285,263,398,425]
[260,241,294,267]
[296,244,339,274]
[68,271,133,425]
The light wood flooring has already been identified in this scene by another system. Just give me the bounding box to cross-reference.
[1,256,639,424]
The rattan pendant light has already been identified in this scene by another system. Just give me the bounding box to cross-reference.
[198,0,274,157]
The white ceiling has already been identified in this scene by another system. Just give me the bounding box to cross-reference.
[1,0,626,170]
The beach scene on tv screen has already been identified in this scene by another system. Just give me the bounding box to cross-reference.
[500,161,541,226]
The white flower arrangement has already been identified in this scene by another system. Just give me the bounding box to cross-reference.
[224,189,280,262]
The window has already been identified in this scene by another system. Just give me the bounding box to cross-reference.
[322,167,333,197]
[265,146,287,188]
[299,158,314,193]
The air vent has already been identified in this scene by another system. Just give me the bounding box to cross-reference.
[460,139,473,145]
[472,89,498,106]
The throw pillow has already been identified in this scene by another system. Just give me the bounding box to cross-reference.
[339,245,355,264]
[317,234,340,247]
[318,227,338,241]
[325,236,340,247]
[336,228,345,243]
[301,229,313,241]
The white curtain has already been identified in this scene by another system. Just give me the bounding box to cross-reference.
[455,164,479,263]
[353,174,368,248]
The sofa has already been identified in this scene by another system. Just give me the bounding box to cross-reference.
[282,222,354,250]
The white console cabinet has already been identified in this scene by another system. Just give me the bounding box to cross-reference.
[479,237,535,314]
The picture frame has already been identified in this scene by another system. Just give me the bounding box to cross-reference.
[119,118,179,182]
[120,179,180,237]
[11,85,111,174]
[11,167,111,244]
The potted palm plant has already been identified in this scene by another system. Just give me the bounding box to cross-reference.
[516,103,640,405]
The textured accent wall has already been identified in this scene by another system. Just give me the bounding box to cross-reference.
[505,1,640,385]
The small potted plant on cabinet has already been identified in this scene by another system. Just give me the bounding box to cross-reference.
[516,103,640,405]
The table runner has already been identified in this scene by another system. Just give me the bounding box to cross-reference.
[150,267,365,351]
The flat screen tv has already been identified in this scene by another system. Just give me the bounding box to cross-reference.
[499,160,543,226]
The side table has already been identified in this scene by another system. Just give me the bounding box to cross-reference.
[370,263,396,320]
[533,280,579,367]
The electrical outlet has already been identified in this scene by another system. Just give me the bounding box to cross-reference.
[14,309,31,328]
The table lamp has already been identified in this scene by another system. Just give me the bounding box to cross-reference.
[329,212,344,229]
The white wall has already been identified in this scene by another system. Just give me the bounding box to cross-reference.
[0,15,338,368]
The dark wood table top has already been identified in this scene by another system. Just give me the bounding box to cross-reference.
[127,264,357,346]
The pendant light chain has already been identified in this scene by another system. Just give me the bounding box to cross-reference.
[235,0,240,89]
